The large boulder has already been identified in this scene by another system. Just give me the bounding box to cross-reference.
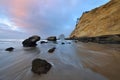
[47,36,57,41]
[22,35,40,47]
[31,58,52,75]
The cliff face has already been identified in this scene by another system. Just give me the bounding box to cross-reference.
[70,0,120,38]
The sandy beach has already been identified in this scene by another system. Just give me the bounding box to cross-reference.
[0,40,120,80]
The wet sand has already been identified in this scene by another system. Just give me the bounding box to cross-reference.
[76,42,120,80]
[0,40,120,80]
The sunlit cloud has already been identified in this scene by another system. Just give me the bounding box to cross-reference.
[0,18,25,32]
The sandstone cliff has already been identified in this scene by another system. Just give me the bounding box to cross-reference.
[70,0,120,38]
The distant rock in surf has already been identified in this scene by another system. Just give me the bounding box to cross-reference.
[68,42,71,44]
[48,47,56,53]
[47,36,57,41]
[58,34,65,40]
[61,42,65,45]
[31,58,52,75]
[5,47,14,51]
[40,41,48,44]
[22,35,40,47]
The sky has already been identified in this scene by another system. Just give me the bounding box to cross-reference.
[0,0,109,39]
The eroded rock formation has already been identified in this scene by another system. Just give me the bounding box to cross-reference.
[70,0,120,38]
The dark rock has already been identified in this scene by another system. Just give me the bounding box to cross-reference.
[40,41,48,44]
[22,35,40,47]
[5,47,14,51]
[31,58,52,75]
[48,47,56,53]
[78,34,120,44]
[47,36,57,41]
[65,38,72,40]
[61,42,65,45]
[68,42,71,44]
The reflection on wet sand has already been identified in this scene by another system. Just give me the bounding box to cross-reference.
[0,40,120,80]
[76,42,120,80]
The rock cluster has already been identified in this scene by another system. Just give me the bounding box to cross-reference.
[22,35,40,47]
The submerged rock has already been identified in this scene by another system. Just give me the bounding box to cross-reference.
[48,47,56,53]
[22,35,40,47]
[5,47,14,51]
[31,58,52,75]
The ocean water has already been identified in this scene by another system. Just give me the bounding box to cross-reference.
[0,39,120,80]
